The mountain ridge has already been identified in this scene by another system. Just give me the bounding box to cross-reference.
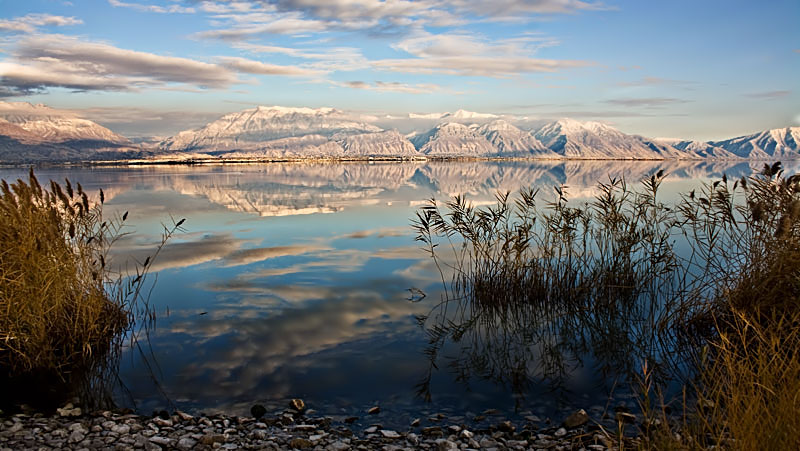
[0,102,798,163]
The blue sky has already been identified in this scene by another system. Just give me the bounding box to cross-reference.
[0,0,797,140]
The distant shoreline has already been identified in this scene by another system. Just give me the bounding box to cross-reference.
[3,155,793,169]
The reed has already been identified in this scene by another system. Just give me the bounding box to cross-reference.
[0,169,182,410]
[413,162,800,448]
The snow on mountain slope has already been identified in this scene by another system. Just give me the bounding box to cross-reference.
[3,101,798,162]
[0,118,42,144]
[0,102,129,144]
[474,120,555,157]
[533,118,689,159]
[161,106,382,152]
[668,140,737,159]
[335,130,420,156]
[411,122,496,156]
[711,127,800,159]
[206,135,345,159]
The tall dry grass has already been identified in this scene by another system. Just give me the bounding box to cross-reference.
[413,162,800,448]
[0,169,182,409]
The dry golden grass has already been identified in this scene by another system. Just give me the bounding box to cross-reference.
[0,169,126,379]
[693,311,800,450]
[0,169,183,409]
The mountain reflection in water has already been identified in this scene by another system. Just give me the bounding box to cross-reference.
[0,160,793,424]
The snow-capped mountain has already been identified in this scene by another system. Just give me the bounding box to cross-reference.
[0,102,128,144]
[410,122,495,156]
[474,120,554,157]
[666,140,736,159]
[335,130,418,156]
[0,102,140,162]
[710,127,800,159]
[533,118,689,159]
[1,101,799,163]
[161,106,382,152]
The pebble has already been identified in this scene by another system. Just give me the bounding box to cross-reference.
[0,404,619,450]
[564,408,590,428]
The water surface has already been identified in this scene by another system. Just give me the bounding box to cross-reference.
[0,160,784,425]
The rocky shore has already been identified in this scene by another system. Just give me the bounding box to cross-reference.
[0,401,629,450]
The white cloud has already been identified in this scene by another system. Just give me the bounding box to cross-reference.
[195,11,328,39]
[234,43,370,72]
[218,56,322,77]
[451,0,608,18]
[0,13,82,33]
[0,34,322,95]
[108,0,196,13]
[374,32,588,77]
[0,34,238,94]
[336,80,443,94]
[194,0,603,40]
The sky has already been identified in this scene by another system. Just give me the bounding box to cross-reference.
[0,0,798,140]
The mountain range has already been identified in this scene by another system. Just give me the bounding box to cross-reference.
[0,102,798,163]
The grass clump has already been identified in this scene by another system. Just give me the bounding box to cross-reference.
[0,169,180,410]
[413,162,800,448]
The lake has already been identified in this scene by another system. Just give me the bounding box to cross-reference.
[0,159,787,426]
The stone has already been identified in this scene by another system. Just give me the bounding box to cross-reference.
[111,424,130,434]
[496,420,515,432]
[148,436,172,446]
[479,437,498,448]
[68,423,88,434]
[329,441,349,451]
[554,427,567,437]
[57,404,82,418]
[68,430,85,443]
[176,411,194,421]
[459,429,474,439]
[563,409,589,429]
[288,437,313,449]
[199,434,226,445]
[364,426,378,434]
[421,426,443,437]
[435,439,458,450]
[344,417,358,424]
[290,399,306,412]
[152,417,173,427]
[250,404,267,419]
[252,429,268,440]
[367,406,380,415]
[176,437,197,450]
[379,430,401,439]
[410,418,420,427]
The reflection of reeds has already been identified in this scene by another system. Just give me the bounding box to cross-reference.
[0,169,181,410]
[413,171,680,400]
[414,162,800,446]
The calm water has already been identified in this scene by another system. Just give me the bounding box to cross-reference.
[0,160,788,425]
